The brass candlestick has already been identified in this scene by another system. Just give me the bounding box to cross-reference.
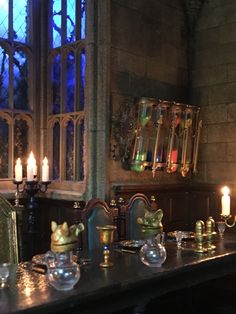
[96,225,117,268]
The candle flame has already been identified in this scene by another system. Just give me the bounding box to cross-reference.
[16,158,21,165]
[43,157,48,165]
[222,186,230,196]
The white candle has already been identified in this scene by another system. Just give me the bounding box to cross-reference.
[221,186,230,216]
[42,157,49,182]
[27,151,35,181]
[15,158,22,182]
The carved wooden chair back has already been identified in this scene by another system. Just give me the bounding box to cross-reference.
[123,193,153,240]
[0,194,18,264]
[81,199,118,250]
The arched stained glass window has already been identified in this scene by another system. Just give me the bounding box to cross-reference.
[66,51,75,113]
[52,0,86,48]
[48,0,86,182]
[79,49,86,110]
[14,118,29,175]
[13,49,29,110]
[0,0,33,180]
[77,118,84,180]
[66,119,74,180]
[0,46,9,109]
[52,54,61,114]
[53,122,60,180]
[0,117,9,177]
[0,0,29,43]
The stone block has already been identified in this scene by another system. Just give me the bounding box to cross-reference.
[208,82,236,104]
[227,103,236,122]
[195,27,220,52]
[207,123,236,143]
[227,142,236,161]
[219,23,236,44]
[200,104,227,124]
[197,6,224,30]
[198,143,226,162]
[111,70,131,94]
[192,65,227,87]
[227,63,236,82]
[111,48,146,76]
[206,162,236,184]
[218,42,236,65]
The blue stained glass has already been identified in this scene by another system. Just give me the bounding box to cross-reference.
[13,50,28,110]
[67,0,75,43]
[66,120,74,180]
[13,0,28,43]
[0,118,9,178]
[78,119,84,180]
[52,54,61,114]
[53,122,60,180]
[81,0,85,39]
[0,1,8,39]
[66,51,74,112]
[14,119,29,176]
[53,0,62,48]
[0,46,9,109]
[79,50,86,110]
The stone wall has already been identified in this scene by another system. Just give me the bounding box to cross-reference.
[109,0,190,190]
[193,0,236,185]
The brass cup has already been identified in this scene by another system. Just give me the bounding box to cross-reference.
[96,225,117,267]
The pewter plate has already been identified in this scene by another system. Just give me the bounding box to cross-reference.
[119,240,145,249]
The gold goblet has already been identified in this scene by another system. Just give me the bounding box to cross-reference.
[96,225,117,267]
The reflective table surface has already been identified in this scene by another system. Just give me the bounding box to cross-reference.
[1,234,236,314]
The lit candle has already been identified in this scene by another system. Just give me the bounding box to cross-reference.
[27,151,35,181]
[42,157,49,182]
[221,186,230,216]
[15,158,22,182]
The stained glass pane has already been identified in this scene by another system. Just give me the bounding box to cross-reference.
[0,118,9,178]
[13,50,28,110]
[66,120,74,180]
[0,0,8,39]
[52,54,61,114]
[53,122,60,179]
[81,0,85,39]
[14,119,28,176]
[67,0,75,43]
[13,0,28,43]
[0,46,9,109]
[66,51,74,112]
[79,49,86,110]
[77,119,84,180]
[53,0,61,48]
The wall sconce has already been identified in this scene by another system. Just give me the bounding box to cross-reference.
[220,186,236,228]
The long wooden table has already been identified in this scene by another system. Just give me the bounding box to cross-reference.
[2,235,236,314]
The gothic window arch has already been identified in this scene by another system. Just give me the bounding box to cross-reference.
[47,0,86,184]
[0,0,34,179]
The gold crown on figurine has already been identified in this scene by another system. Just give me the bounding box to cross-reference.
[50,221,84,252]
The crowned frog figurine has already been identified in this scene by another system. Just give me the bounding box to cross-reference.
[50,221,84,253]
[137,208,163,237]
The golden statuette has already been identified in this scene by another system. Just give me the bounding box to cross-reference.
[51,221,84,253]
[137,209,163,230]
